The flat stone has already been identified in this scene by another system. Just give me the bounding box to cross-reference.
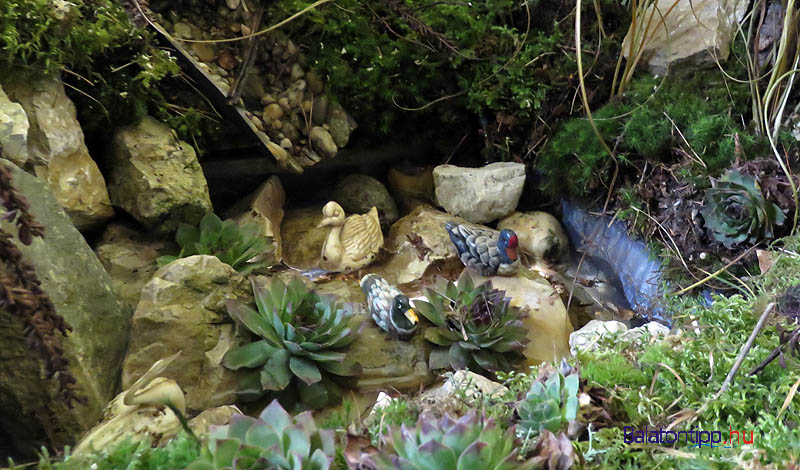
[433,162,525,224]
[310,126,337,158]
[224,175,286,262]
[497,211,570,265]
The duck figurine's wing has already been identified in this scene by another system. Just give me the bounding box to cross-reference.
[341,208,383,262]
[446,222,502,275]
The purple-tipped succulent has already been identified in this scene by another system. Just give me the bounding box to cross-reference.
[365,412,539,470]
[187,400,335,470]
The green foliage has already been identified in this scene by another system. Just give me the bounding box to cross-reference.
[31,434,200,470]
[539,67,766,197]
[701,170,785,248]
[369,412,539,470]
[365,398,421,446]
[413,274,528,375]
[576,293,800,467]
[269,0,616,154]
[223,277,361,410]
[517,370,579,437]
[187,400,335,470]
[157,213,273,275]
[579,354,649,387]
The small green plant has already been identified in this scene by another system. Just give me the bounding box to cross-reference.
[701,170,785,248]
[157,213,273,274]
[413,274,528,375]
[31,433,200,470]
[187,400,335,470]
[222,278,362,409]
[367,412,539,470]
[516,369,579,437]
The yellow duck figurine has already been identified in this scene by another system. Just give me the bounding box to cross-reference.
[318,201,383,273]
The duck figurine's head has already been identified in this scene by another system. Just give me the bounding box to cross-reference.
[497,228,519,264]
[390,294,418,335]
[318,201,346,227]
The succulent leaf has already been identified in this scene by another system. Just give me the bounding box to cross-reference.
[701,170,785,248]
[414,274,528,375]
[223,278,361,409]
[374,412,537,470]
[193,400,334,470]
[517,370,581,438]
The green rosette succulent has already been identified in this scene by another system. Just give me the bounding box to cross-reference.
[517,369,579,437]
[188,399,335,470]
[157,212,273,274]
[368,412,539,470]
[413,274,528,375]
[223,278,362,409]
[701,170,785,248]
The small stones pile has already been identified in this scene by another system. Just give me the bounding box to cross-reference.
[153,0,357,170]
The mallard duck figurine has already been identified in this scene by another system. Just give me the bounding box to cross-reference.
[445,222,520,276]
[360,274,418,337]
[318,201,383,273]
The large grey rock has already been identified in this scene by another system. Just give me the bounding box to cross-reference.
[433,162,525,224]
[333,174,399,229]
[0,85,30,166]
[0,159,130,456]
[622,0,748,74]
[95,224,172,312]
[1,76,113,229]
[108,116,213,234]
[121,255,252,411]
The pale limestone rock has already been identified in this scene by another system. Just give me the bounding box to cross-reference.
[622,0,748,74]
[416,370,508,416]
[433,162,525,224]
[121,255,252,411]
[225,176,285,261]
[568,320,667,355]
[2,76,113,229]
[372,204,465,285]
[108,116,212,233]
[0,85,30,166]
[188,405,242,436]
[0,159,130,455]
[470,268,573,366]
[498,211,570,265]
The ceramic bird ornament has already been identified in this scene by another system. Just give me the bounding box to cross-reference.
[360,274,418,337]
[318,201,383,273]
[445,222,520,276]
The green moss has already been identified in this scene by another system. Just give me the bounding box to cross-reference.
[538,64,768,197]
[580,354,649,388]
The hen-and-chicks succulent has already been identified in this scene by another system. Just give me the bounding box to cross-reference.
[701,170,785,248]
[414,274,528,375]
[222,277,361,409]
[188,400,335,470]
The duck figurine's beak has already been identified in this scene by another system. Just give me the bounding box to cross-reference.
[405,308,418,324]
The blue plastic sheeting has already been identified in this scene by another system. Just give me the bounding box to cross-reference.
[560,200,667,323]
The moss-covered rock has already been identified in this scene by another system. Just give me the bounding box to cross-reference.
[0,158,130,456]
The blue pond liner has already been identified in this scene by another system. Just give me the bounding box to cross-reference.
[560,200,668,324]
